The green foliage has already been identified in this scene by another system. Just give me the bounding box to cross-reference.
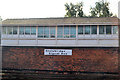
[90,0,113,17]
[65,0,114,18]
[76,2,83,17]
[65,2,83,17]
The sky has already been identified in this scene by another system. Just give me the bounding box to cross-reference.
[0,0,119,20]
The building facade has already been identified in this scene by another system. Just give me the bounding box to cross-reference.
[1,17,119,74]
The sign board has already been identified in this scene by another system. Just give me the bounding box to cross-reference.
[44,49,72,55]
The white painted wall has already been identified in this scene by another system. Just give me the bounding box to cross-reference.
[1,35,119,47]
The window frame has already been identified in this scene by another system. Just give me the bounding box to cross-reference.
[7,27,13,35]
[70,25,76,38]
[13,27,18,35]
[99,25,105,34]
[78,25,83,35]
[57,26,64,38]
[64,25,70,38]
[38,26,56,39]
[19,26,25,35]
[50,27,56,38]
[85,25,90,34]
[106,25,112,34]
[25,27,30,35]
[38,26,44,38]
[2,26,7,34]
[31,26,36,35]
[3,25,118,39]
[113,26,118,34]
[91,25,97,34]
[57,25,76,38]
[44,26,49,38]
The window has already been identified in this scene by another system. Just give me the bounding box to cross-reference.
[91,26,97,34]
[70,26,76,38]
[44,27,49,38]
[99,26,104,34]
[106,26,111,34]
[31,27,36,35]
[78,26,83,34]
[38,26,56,38]
[25,27,30,35]
[13,27,17,34]
[85,26,90,34]
[19,27,24,35]
[64,26,69,38]
[113,26,118,34]
[38,27,44,38]
[50,27,55,38]
[2,27,6,34]
[57,26,63,38]
[57,25,76,38]
[20,26,36,35]
[7,27,12,34]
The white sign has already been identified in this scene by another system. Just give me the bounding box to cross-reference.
[44,49,72,55]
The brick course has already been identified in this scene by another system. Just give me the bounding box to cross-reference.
[2,47,118,73]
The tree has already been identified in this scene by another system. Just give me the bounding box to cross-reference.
[90,0,113,17]
[65,2,84,17]
[76,2,83,17]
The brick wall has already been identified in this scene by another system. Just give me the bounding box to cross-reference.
[2,47,118,73]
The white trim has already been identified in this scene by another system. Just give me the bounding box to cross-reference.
[1,44,119,47]
[97,25,99,35]
[112,25,113,35]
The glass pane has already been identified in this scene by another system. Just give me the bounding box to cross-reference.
[50,27,55,38]
[99,26,104,34]
[7,27,12,34]
[31,27,36,35]
[13,27,17,34]
[113,26,118,34]
[91,26,97,34]
[57,26,63,38]
[78,26,83,34]
[85,26,90,34]
[19,27,24,35]
[64,26,69,38]
[38,27,43,38]
[2,27,6,34]
[70,26,76,38]
[25,27,30,35]
[106,26,111,34]
[44,27,49,38]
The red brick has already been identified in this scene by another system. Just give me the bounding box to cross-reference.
[2,47,118,73]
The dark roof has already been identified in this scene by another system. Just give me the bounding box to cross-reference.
[2,17,119,26]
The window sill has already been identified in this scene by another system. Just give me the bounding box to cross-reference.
[37,38,56,40]
[57,38,76,40]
